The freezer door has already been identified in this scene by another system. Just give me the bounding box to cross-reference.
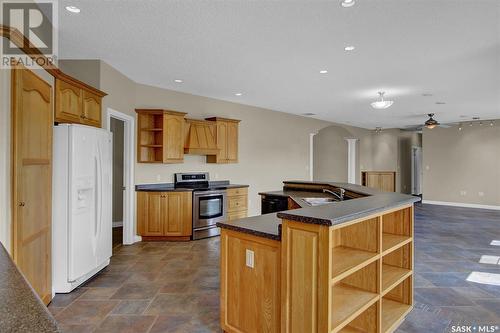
[68,126,112,281]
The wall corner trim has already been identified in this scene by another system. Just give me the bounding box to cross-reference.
[422,200,500,211]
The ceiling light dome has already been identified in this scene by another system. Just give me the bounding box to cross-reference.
[341,0,355,8]
[424,113,439,129]
[370,92,394,109]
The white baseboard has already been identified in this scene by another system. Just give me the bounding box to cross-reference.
[134,235,142,243]
[422,200,500,211]
[112,221,123,228]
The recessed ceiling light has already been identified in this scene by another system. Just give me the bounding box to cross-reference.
[173,79,183,83]
[344,46,355,51]
[435,101,446,105]
[319,70,328,74]
[422,93,433,97]
[341,0,355,8]
[65,6,81,13]
[235,93,243,96]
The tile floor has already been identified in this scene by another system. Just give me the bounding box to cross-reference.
[49,204,500,333]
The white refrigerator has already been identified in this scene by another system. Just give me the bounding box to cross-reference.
[52,124,113,293]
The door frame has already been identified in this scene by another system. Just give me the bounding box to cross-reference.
[411,146,423,195]
[106,108,139,244]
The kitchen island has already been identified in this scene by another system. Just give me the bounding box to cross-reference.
[217,181,420,333]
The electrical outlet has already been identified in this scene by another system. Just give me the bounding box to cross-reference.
[425,165,430,171]
[245,249,254,268]
[460,190,467,196]
[478,192,484,197]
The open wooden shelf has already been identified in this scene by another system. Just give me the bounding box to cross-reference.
[382,264,412,295]
[382,233,411,254]
[140,144,163,148]
[332,284,378,330]
[332,246,379,282]
[381,299,412,333]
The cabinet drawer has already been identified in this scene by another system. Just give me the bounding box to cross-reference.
[227,211,247,221]
[227,187,248,197]
[227,195,248,212]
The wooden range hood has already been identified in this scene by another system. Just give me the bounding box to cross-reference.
[183,119,219,155]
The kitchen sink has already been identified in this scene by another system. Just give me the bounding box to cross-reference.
[301,197,338,206]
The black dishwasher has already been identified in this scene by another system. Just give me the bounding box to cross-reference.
[261,196,289,214]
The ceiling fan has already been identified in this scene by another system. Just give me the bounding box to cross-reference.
[401,113,452,131]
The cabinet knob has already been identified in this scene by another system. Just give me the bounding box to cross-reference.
[19,202,25,207]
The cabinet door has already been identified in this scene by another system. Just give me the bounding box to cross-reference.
[216,121,228,163]
[226,121,238,163]
[164,192,192,236]
[366,173,380,189]
[82,90,102,127]
[163,114,184,163]
[379,173,395,192]
[55,79,82,123]
[137,192,164,236]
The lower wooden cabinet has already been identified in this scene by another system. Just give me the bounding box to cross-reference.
[362,171,396,192]
[137,191,192,240]
[220,229,281,333]
[227,187,248,220]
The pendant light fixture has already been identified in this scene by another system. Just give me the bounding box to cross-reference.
[371,92,394,109]
[424,113,440,129]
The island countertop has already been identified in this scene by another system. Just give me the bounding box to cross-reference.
[217,180,420,240]
[0,244,59,332]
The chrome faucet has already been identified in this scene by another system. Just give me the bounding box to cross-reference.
[323,188,345,201]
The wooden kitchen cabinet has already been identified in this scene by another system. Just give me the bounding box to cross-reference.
[362,171,396,192]
[136,109,187,163]
[55,78,106,127]
[220,229,281,333]
[137,191,192,240]
[227,187,248,220]
[206,117,240,163]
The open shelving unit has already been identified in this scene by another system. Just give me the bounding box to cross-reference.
[329,206,413,333]
[137,111,164,163]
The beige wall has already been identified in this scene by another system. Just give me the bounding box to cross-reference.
[423,122,500,206]
[314,125,421,194]
[95,62,332,216]
[59,60,101,89]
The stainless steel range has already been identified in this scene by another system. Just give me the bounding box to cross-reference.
[174,172,227,240]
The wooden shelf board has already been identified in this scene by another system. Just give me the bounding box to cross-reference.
[140,144,163,148]
[140,128,163,131]
[381,299,412,333]
[331,284,379,331]
[382,233,411,254]
[332,246,379,283]
[382,265,412,295]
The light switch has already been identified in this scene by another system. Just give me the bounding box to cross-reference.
[246,249,254,268]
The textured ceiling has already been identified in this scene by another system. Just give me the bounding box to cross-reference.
[58,0,500,129]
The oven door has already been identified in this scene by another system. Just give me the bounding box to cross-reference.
[193,191,227,229]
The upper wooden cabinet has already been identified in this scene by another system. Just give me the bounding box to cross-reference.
[136,109,187,163]
[206,117,241,164]
[54,78,106,128]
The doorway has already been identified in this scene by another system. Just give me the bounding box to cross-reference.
[106,109,136,245]
[110,118,125,248]
[411,146,423,195]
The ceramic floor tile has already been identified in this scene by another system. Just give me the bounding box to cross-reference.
[94,315,157,333]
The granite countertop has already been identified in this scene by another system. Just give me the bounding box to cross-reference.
[217,180,420,240]
[0,244,59,332]
[135,181,249,192]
